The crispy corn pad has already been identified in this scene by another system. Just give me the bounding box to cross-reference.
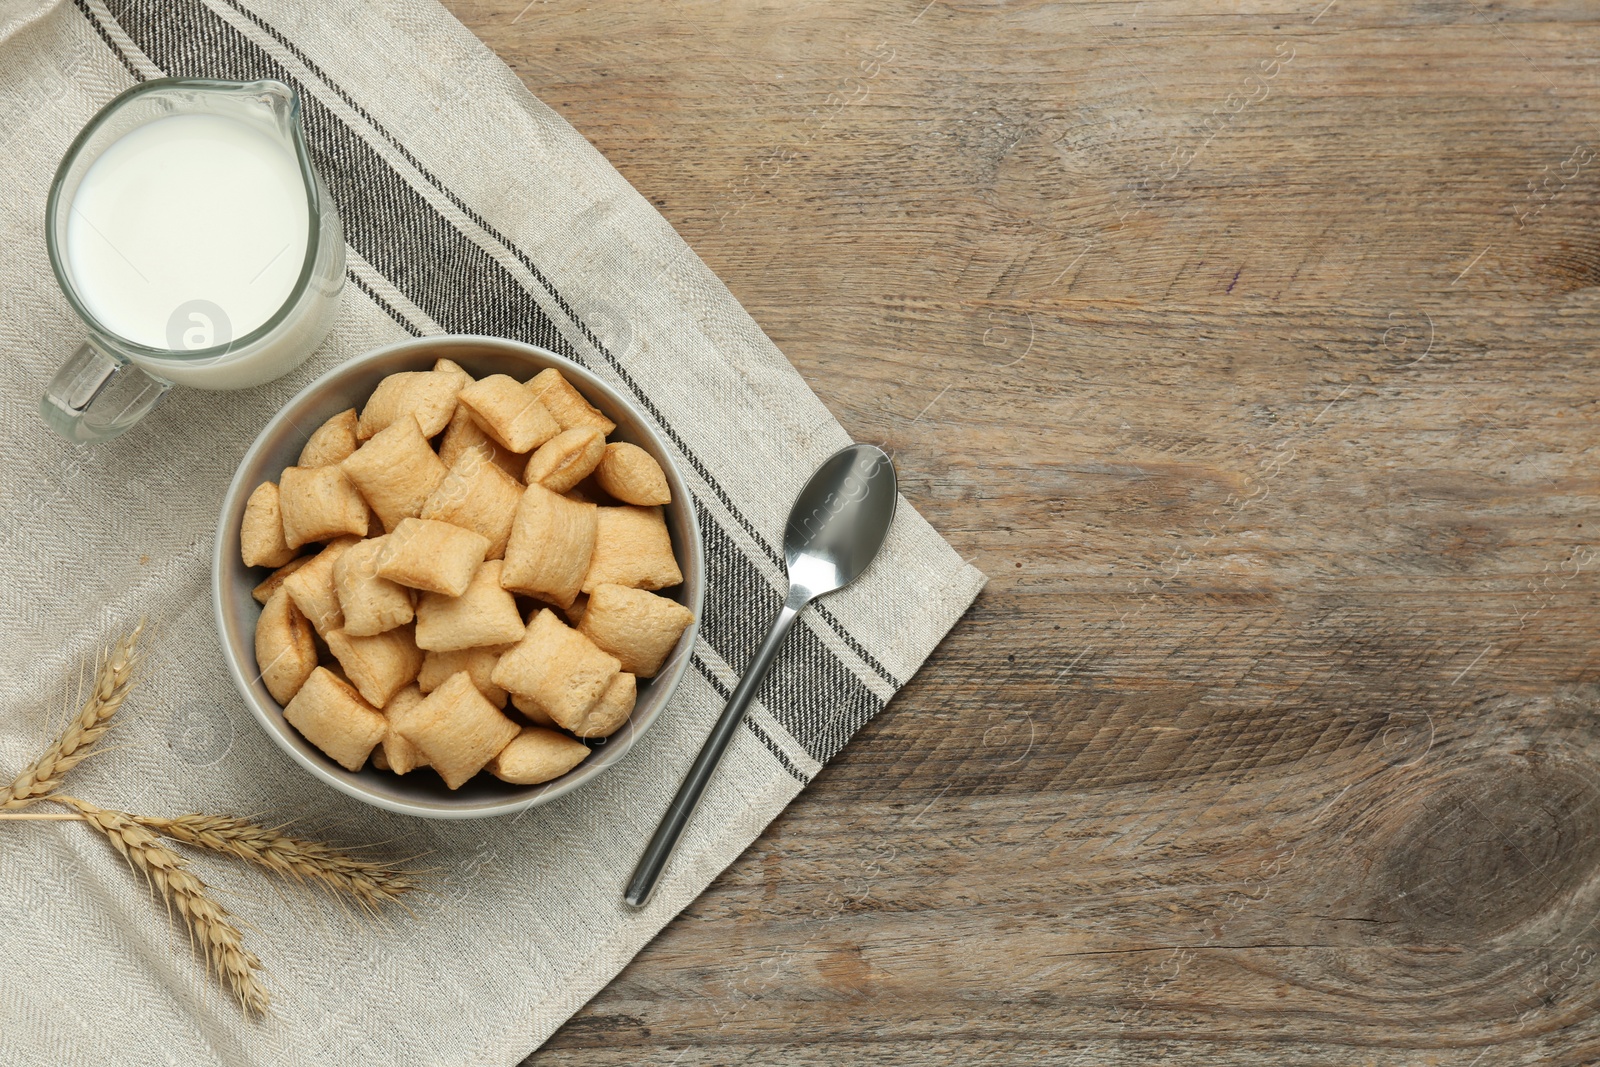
[577,583,694,678]
[282,667,387,772]
[241,481,296,568]
[357,368,464,439]
[510,692,558,728]
[582,506,683,592]
[376,517,490,596]
[420,450,522,560]
[567,671,635,739]
[256,589,318,705]
[282,537,360,637]
[299,408,359,467]
[592,442,671,507]
[487,726,589,785]
[278,465,369,548]
[394,671,519,789]
[415,559,525,651]
[419,645,510,706]
[491,608,620,732]
[526,368,615,435]
[524,426,605,494]
[324,624,424,708]
[341,415,449,532]
[252,555,312,605]
[380,683,430,775]
[333,535,415,637]
[500,484,596,608]
[457,374,559,453]
[437,403,526,481]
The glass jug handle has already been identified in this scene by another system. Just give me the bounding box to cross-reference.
[40,340,170,443]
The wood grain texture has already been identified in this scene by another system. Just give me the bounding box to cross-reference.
[441,1,1600,1062]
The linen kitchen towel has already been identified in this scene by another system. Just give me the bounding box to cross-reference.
[0,0,986,1063]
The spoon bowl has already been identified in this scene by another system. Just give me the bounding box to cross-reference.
[783,444,897,599]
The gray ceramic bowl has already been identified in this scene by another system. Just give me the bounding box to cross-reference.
[213,335,704,819]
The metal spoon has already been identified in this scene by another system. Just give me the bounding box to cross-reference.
[623,443,898,907]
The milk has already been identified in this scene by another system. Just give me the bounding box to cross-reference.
[63,111,337,389]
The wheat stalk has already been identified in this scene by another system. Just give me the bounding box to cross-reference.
[0,624,423,1018]
[56,795,271,1016]
[132,813,421,913]
[0,623,143,810]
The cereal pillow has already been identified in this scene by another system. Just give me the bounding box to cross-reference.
[577,583,694,677]
[592,442,671,507]
[526,368,615,435]
[281,537,360,637]
[500,484,596,608]
[524,427,605,494]
[437,403,525,481]
[415,560,526,652]
[379,683,430,775]
[582,506,682,593]
[251,555,312,605]
[487,727,589,785]
[419,450,522,560]
[241,481,295,568]
[332,535,414,637]
[255,589,317,705]
[341,415,448,533]
[324,624,424,709]
[394,671,520,789]
[491,609,619,732]
[457,374,559,453]
[419,645,511,707]
[278,465,369,549]
[283,667,387,772]
[376,517,490,597]
[357,368,464,439]
[248,361,690,789]
[298,408,359,467]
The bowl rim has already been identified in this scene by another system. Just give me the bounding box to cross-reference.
[211,334,704,820]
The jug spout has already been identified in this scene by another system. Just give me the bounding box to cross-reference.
[241,80,300,138]
[185,79,306,150]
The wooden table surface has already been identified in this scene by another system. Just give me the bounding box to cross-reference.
[445,2,1600,1062]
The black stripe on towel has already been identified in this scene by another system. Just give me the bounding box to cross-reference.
[691,653,811,785]
[344,271,424,337]
[71,0,142,81]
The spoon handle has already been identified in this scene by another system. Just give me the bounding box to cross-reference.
[624,588,809,907]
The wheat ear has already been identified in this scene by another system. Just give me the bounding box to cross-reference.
[56,795,271,1016]
[0,623,143,809]
[134,813,421,913]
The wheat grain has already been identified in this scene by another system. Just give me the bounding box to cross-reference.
[0,623,143,809]
[134,813,421,913]
[57,796,271,1016]
[0,626,426,1017]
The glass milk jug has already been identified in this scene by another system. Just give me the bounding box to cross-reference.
[43,78,344,443]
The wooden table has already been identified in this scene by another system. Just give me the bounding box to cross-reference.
[446,2,1600,1062]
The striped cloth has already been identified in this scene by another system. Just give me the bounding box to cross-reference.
[0,1,985,1063]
